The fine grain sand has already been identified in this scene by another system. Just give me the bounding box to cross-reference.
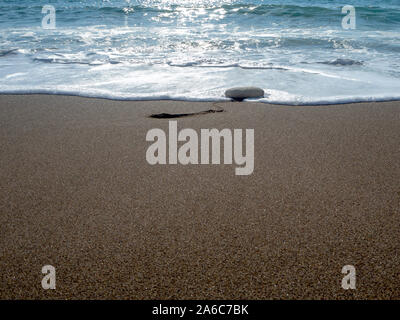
[0,94,399,299]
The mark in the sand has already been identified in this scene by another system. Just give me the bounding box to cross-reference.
[149,109,224,119]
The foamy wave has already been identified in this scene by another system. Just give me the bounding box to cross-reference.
[1,88,400,106]
[1,0,400,107]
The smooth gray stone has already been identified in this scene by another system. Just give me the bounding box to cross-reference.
[225,87,264,100]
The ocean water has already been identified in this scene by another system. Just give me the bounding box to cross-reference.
[0,0,399,104]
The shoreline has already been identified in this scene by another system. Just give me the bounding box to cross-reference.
[1,94,399,299]
[1,92,400,106]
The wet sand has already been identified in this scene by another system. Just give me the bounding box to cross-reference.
[0,94,399,299]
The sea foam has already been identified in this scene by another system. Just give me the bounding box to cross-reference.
[0,0,399,105]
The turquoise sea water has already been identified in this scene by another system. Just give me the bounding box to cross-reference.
[0,0,399,104]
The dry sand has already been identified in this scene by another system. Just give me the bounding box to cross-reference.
[0,94,399,299]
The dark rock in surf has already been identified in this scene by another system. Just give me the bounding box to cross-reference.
[225,87,264,101]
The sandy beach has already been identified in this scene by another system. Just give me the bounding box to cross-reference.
[0,94,399,299]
